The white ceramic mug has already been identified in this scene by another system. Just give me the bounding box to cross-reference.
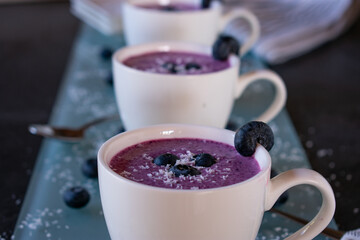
[121,0,260,56]
[112,42,287,131]
[98,124,336,240]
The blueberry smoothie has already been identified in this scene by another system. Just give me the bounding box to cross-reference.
[136,3,201,11]
[109,138,261,190]
[122,51,230,75]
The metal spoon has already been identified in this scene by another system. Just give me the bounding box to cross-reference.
[28,115,119,142]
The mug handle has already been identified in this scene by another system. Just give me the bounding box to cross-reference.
[235,70,287,123]
[265,169,336,240]
[219,8,260,56]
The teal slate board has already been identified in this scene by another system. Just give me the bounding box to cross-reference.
[13,24,337,240]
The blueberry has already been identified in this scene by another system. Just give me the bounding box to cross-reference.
[153,153,179,166]
[270,168,289,206]
[185,62,201,71]
[212,35,240,61]
[105,72,113,86]
[63,186,90,208]
[193,153,216,167]
[170,164,201,177]
[221,35,240,55]
[234,121,274,156]
[81,158,98,178]
[162,62,177,73]
[201,0,211,9]
[100,47,113,60]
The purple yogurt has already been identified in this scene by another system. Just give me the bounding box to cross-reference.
[109,138,261,190]
[122,51,230,75]
[136,3,201,11]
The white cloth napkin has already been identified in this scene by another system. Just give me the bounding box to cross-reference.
[223,0,360,64]
[341,228,360,240]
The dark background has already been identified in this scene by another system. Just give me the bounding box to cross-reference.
[0,2,359,239]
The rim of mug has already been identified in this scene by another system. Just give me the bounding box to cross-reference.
[123,0,222,14]
[112,41,240,78]
[98,123,271,193]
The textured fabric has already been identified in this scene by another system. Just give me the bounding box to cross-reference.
[223,0,360,64]
[341,228,360,240]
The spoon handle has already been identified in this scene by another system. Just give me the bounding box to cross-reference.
[270,208,344,239]
[80,114,119,130]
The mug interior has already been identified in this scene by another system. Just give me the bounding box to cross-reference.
[98,124,271,190]
[113,42,240,75]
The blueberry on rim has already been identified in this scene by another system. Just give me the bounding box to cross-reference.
[63,186,90,208]
[193,153,216,167]
[170,164,201,177]
[234,121,274,156]
[153,153,179,166]
[212,35,240,61]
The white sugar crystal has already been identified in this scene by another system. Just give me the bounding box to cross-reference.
[142,153,153,161]
[155,58,165,64]
[121,171,131,176]
[28,218,42,230]
[164,171,173,178]
[205,168,215,174]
